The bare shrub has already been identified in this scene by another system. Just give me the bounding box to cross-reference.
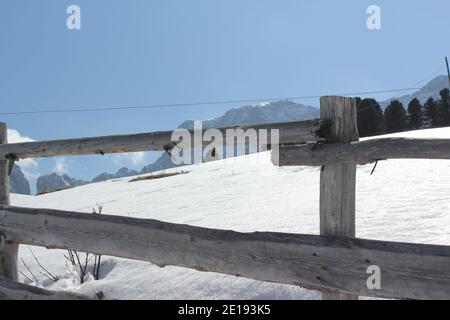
[64,205,103,283]
[27,246,58,282]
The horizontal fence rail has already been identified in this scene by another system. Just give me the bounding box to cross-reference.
[2,205,450,300]
[1,97,450,300]
[0,276,94,300]
[0,119,323,160]
[274,138,450,166]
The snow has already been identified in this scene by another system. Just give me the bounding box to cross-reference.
[11,126,450,299]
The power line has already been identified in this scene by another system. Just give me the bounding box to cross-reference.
[0,87,422,116]
[1,64,446,116]
[357,65,446,113]
[410,65,445,89]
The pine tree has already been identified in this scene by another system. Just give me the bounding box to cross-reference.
[437,88,450,127]
[356,98,384,137]
[384,100,407,133]
[423,97,439,128]
[406,98,423,130]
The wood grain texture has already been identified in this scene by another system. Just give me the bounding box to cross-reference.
[1,205,450,299]
[0,122,18,281]
[0,120,323,160]
[0,276,93,300]
[275,138,450,166]
[319,97,359,300]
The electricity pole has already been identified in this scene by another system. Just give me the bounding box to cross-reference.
[446,57,450,88]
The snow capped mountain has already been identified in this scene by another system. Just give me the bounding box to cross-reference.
[38,167,140,193]
[36,173,88,195]
[381,75,449,108]
[178,100,319,130]
[91,172,115,183]
[92,167,139,183]
[114,167,139,178]
[141,152,177,174]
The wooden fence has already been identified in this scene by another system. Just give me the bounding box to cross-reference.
[1,96,450,300]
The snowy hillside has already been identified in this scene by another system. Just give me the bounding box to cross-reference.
[11,127,450,300]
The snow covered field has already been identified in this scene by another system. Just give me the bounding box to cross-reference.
[11,127,450,300]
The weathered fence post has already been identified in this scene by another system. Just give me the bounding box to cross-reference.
[319,97,359,300]
[0,122,18,281]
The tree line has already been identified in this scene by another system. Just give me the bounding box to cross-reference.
[356,88,450,137]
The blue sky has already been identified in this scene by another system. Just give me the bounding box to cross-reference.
[1,0,450,192]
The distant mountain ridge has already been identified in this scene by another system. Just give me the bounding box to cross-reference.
[381,75,449,108]
[36,173,88,195]
[10,165,31,195]
[36,167,139,195]
[177,100,319,130]
[92,167,139,183]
